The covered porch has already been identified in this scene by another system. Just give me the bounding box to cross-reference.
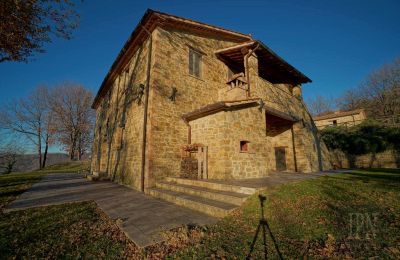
[179,98,303,180]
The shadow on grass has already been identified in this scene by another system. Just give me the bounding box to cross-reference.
[247,194,283,260]
[314,171,398,258]
[353,168,400,174]
[325,171,400,189]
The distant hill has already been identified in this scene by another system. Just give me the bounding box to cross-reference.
[13,153,70,172]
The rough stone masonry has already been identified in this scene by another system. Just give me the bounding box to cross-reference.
[90,9,332,191]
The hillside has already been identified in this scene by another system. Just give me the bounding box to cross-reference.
[13,153,70,172]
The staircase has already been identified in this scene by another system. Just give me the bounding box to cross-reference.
[146,177,258,218]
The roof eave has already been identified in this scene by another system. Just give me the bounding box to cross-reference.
[91,9,253,109]
[255,40,312,84]
[214,40,312,85]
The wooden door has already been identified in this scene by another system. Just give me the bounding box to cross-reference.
[275,147,287,171]
[197,146,208,179]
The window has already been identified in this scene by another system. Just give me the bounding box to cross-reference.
[332,120,337,126]
[240,140,250,152]
[189,48,202,78]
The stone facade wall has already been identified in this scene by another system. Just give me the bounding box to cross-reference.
[314,112,366,129]
[148,28,331,181]
[92,24,333,190]
[146,26,245,186]
[91,35,153,190]
[249,54,331,173]
[330,149,400,169]
[190,106,297,179]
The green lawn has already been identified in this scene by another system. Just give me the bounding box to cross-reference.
[0,163,180,259]
[0,164,143,259]
[35,160,91,174]
[1,168,399,259]
[0,202,142,259]
[172,169,400,259]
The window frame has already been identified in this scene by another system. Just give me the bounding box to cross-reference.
[188,47,202,79]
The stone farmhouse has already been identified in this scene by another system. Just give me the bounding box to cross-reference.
[90,9,332,211]
[313,109,367,129]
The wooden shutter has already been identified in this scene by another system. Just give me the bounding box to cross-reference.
[189,48,201,78]
[189,49,194,75]
[194,52,199,77]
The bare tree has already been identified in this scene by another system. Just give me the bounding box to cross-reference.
[49,83,94,160]
[306,95,334,116]
[0,140,24,174]
[360,57,400,117]
[337,57,400,118]
[0,0,80,62]
[336,89,365,111]
[0,86,53,169]
[41,109,56,168]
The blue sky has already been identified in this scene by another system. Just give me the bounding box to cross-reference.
[1,0,399,104]
[1,0,399,114]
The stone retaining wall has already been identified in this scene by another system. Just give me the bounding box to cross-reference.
[330,149,399,169]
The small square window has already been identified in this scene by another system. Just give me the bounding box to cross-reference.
[189,48,202,78]
[240,140,250,152]
[332,120,337,125]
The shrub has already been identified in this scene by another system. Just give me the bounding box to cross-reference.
[320,120,399,155]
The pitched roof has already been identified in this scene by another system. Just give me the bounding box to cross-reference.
[215,40,311,84]
[92,9,312,109]
[182,98,260,121]
[182,98,300,122]
[313,109,365,121]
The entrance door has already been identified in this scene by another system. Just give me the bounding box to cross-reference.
[275,147,287,171]
[197,146,208,179]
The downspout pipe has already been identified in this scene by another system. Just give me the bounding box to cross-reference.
[290,125,298,172]
[244,43,260,97]
[140,25,153,192]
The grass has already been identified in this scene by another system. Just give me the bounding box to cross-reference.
[0,163,143,259]
[1,167,399,259]
[172,169,400,259]
[0,202,141,259]
[0,162,188,259]
[35,160,91,173]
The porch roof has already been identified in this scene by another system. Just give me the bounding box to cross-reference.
[215,40,312,85]
[182,98,300,122]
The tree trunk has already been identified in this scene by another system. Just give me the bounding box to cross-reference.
[42,134,49,168]
[38,130,42,169]
[77,131,82,161]
[69,147,74,160]
[69,133,75,160]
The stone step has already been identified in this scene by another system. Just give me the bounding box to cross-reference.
[146,188,237,218]
[165,177,257,195]
[156,181,248,206]
[86,175,110,182]
[86,175,99,181]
